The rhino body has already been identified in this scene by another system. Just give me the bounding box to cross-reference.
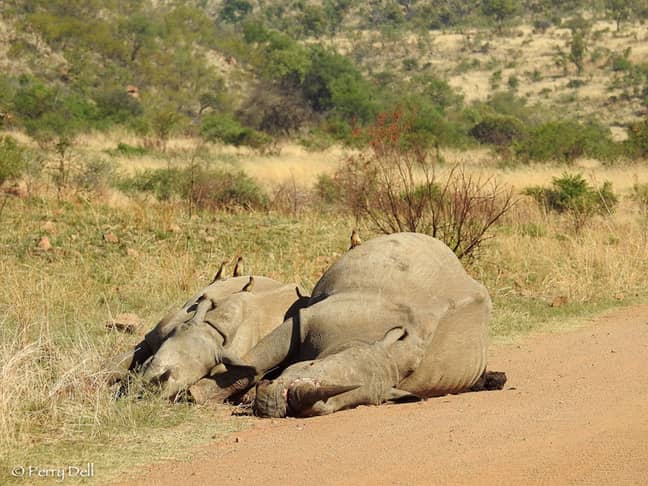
[109,276,308,398]
[197,233,495,412]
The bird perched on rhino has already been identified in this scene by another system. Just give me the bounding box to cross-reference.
[233,256,244,277]
[211,259,230,284]
[349,229,362,250]
[242,276,255,292]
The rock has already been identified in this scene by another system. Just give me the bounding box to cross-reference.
[103,232,119,244]
[105,313,142,334]
[1,179,28,198]
[550,295,568,307]
[37,236,52,251]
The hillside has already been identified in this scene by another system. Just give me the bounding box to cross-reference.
[0,1,647,158]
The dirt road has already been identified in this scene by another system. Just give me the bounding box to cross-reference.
[119,305,648,485]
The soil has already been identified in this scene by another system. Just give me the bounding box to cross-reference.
[117,305,648,485]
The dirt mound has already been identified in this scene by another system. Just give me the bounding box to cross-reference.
[117,305,648,485]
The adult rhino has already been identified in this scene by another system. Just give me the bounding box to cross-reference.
[108,273,309,399]
[189,232,504,413]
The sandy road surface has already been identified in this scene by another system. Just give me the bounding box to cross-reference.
[118,305,648,485]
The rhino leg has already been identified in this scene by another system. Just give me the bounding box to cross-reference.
[188,368,257,404]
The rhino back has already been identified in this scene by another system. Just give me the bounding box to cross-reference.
[312,233,479,304]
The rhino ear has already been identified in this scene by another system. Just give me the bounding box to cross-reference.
[381,327,407,346]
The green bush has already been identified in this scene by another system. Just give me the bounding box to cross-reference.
[627,118,648,157]
[190,169,268,210]
[524,172,617,230]
[112,142,149,157]
[630,182,648,215]
[117,167,267,209]
[0,136,26,184]
[200,113,266,147]
[117,168,187,201]
[74,159,118,192]
[515,120,619,162]
[470,114,525,146]
[94,88,143,125]
[314,173,343,205]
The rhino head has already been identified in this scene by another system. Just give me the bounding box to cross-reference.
[142,294,249,399]
[254,379,360,418]
[253,327,423,417]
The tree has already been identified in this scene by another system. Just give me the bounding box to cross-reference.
[481,0,519,31]
[569,30,587,74]
[605,0,634,32]
[219,0,253,23]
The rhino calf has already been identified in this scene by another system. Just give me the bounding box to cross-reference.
[253,327,424,418]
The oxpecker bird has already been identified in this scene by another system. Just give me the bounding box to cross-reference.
[242,275,254,292]
[211,259,229,284]
[349,229,362,250]
[233,256,244,277]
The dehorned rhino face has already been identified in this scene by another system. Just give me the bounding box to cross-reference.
[254,377,361,418]
[142,321,221,399]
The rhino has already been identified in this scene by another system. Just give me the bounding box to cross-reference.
[108,274,309,399]
[188,232,504,414]
[253,326,424,417]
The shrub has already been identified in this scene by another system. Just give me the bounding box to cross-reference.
[334,114,515,260]
[111,142,149,157]
[200,113,268,147]
[630,182,648,216]
[117,168,186,201]
[0,136,26,184]
[189,169,268,210]
[627,118,648,157]
[313,173,343,205]
[515,120,619,162]
[524,173,617,231]
[74,158,118,192]
[117,167,267,209]
[94,88,143,125]
[470,114,525,146]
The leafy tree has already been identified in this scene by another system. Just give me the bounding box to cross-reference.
[481,0,519,30]
[605,0,634,32]
[569,30,587,74]
[219,0,253,24]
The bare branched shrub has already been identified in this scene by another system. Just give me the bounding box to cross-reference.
[270,177,312,216]
[335,111,516,260]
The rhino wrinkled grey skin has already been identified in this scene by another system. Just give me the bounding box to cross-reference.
[199,232,498,415]
[253,327,424,417]
[108,276,309,399]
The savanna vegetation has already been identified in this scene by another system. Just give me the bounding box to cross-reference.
[1,0,648,483]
